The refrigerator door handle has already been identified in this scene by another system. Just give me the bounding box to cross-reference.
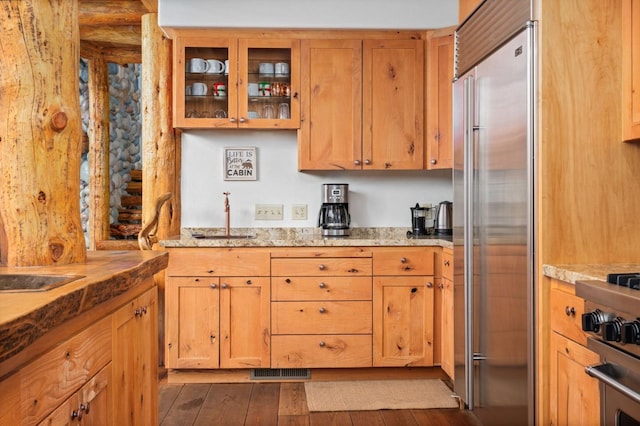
[462,74,476,409]
[473,352,488,361]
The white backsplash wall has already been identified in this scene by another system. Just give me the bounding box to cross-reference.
[181,130,453,229]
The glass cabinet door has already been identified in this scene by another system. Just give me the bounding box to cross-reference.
[237,39,300,129]
[174,37,238,128]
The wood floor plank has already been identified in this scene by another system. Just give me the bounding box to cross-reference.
[194,383,253,426]
[278,382,309,416]
[158,383,183,423]
[310,411,353,425]
[349,410,386,426]
[278,415,311,426]
[244,382,280,426]
[160,383,210,426]
[412,408,484,426]
[380,409,419,426]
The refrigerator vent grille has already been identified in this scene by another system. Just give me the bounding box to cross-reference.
[455,0,532,78]
[250,368,311,380]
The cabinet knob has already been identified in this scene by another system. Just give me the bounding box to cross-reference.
[444,260,450,266]
[318,264,326,270]
[222,283,229,289]
[319,282,326,288]
[285,278,291,284]
[565,306,576,317]
[229,117,237,123]
[210,283,217,289]
[439,283,444,289]
[238,117,246,123]
[319,307,326,314]
[319,341,326,347]
[364,159,371,165]
[431,159,437,164]
[354,159,361,166]
[81,402,90,415]
[426,282,433,288]
[400,257,407,263]
[246,279,252,285]
[207,269,215,274]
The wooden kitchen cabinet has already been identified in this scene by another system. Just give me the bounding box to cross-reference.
[112,286,158,426]
[438,248,454,379]
[21,316,112,425]
[270,249,373,368]
[165,248,271,369]
[622,0,640,141]
[372,247,436,366]
[172,32,300,129]
[299,38,424,170]
[426,30,454,169]
[548,280,600,426]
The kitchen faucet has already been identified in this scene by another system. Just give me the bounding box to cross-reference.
[223,192,231,237]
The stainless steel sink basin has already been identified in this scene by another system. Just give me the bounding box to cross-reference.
[0,274,85,292]
[191,233,256,240]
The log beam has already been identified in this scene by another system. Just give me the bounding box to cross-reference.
[80,25,142,46]
[80,40,141,64]
[79,0,148,27]
[0,0,86,266]
[87,58,111,250]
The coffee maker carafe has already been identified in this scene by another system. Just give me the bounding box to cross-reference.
[318,183,350,237]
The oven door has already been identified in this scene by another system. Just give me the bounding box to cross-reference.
[587,338,640,426]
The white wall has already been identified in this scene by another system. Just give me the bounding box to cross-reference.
[159,0,458,30]
[182,131,452,228]
[161,0,457,229]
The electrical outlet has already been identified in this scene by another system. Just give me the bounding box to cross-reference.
[255,204,283,220]
[292,204,308,220]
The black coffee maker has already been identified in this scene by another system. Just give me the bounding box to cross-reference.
[407,203,430,238]
[318,183,350,237]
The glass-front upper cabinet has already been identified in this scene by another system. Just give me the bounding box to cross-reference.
[173,34,300,129]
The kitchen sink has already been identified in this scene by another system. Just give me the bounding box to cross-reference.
[0,274,85,292]
[191,233,256,240]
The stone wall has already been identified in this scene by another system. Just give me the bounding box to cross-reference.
[79,60,142,246]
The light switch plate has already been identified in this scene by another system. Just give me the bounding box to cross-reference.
[255,204,283,220]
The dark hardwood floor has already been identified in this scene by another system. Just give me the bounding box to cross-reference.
[159,380,483,426]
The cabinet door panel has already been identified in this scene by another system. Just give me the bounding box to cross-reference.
[299,39,363,170]
[373,276,434,366]
[363,39,424,170]
[166,277,220,368]
[219,277,270,368]
[623,0,640,141]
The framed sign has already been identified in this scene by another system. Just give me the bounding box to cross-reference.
[223,147,257,181]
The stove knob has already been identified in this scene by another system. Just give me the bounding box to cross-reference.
[603,317,625,342]
[621,321,640,345]
[582,309,608,333]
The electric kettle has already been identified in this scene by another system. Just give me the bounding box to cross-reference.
[434,201,452,235]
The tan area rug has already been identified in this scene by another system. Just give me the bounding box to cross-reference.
[304,379,459,412]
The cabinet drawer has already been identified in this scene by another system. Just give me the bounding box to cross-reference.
[272,301,372,334]
[271,335,372,368]
[271,258,372,277]
[442,249,453,280]
[271,276,372,301]
[372,247,435,275]
[550,288,587,345]
[167,248,270,276]
[21,316,112,425]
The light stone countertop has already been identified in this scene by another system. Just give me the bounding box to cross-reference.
[543,263,640,284]
[160,227,453,248]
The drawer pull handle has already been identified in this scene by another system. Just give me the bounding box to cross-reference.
[444,260,450,266]
[207,269,215,274]
[400,257,407,263]
[319,307,326,314]
[565,306,575,317]
[285,278,291,284]
[426,282,433,288]
[319,341,326,347]
[319,282,326,288]
[210,283,217,289]
[246,279,252,285]
[318,264,326,270]
[348,268,359,273]
[222,283,229,289]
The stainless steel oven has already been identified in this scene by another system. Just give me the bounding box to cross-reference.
[577,275,640,426]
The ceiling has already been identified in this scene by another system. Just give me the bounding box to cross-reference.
[79,0,157,64]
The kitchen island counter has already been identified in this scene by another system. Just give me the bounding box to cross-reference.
[161,227,453,249]
[0,250,168,376]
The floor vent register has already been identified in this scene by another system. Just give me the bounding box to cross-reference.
[250,368,311,380]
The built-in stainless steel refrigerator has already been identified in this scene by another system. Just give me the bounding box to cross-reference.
[453,1,535,425]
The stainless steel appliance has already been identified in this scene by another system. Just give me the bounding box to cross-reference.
[453,1,536,424]
[434,201,452,235]
[317,183,350,237]
[577,276,640,425]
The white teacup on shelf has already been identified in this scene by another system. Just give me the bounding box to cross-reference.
[259,62,274,77]
[192,82,207,96]
[205,59,225,74]
[275,62,289,77]
[189,58,209,74]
